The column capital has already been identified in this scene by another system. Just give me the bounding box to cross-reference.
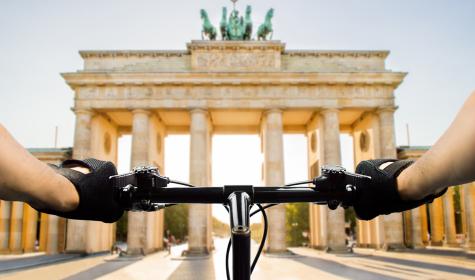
[376,106,398,114]
[263,108,283,115]
[131,109,151,115]
[190,108,209,115]
[72,108,94,116]
[320,108,339,116]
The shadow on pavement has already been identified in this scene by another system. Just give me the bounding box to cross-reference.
[291,255,403,280]
[0,253,81,274]
[355,253,475,276]
[410,248,474,259]
[64,257,138,280]
[167,256,216,280]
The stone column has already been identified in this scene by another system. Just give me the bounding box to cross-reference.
[150,116,166,251]
[321,109,347,252]
[378,108,405,249]
[127,109,151,255]
[46,215,59,254]
[9,202,24,253]
[420,204,430,245]
[410,207,424,248]
[443,188,457,247]
[261,109,286,253]
[72,109,93,159]
[0,201,11,252]
[66,109,93,252]
[22,204,38,252]
[365,220,373,247]
[188,109,212,254]
[307,122,321,249]
[464,183,475,251]
[429,197,444,246]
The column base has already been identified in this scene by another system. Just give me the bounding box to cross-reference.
[407,244,426,249]
[265,248,290,255]
[65,249,87,254]
[311,245,352,254]
[443,241,460,248]
[326,245,352,254]
[8,249,24,254]
[383,243,407,251]
[264,249,300,258]
[125,248,146,256]
[430,241,444,247]
[182,247,210,257]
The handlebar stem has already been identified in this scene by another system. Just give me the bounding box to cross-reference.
[228,191,251,280]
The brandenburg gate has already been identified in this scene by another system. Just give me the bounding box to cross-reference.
[60,39,407,254]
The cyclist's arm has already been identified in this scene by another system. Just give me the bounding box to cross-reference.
[0,123,80,211]
[397,91,475,200]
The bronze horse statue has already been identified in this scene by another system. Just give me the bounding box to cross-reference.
[243,5,252,40]
[200,9,217,40]
[257,8,274,40]
[220,7,228,40]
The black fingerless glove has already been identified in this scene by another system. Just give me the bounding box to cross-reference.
[353,159,447,221]
[37,158,124,223]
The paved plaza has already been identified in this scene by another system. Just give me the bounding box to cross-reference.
[0,238,474,280]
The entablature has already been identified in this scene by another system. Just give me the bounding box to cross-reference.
[62,72,406,87]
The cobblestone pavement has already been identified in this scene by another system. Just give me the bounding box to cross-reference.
[1,238,474,280]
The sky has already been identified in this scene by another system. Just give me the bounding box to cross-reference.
[0,1,474,222]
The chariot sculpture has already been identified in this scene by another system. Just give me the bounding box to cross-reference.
[200,1,274,41]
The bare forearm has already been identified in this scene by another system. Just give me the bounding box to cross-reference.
[398,91,475,199]
[0,124,78,211]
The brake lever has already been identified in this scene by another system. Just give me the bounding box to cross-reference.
[110,166,170,211]
[312,165,371,210]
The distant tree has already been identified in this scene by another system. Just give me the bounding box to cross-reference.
[212,217,230,237]
[164,204,189,241]
[286,203,309,246]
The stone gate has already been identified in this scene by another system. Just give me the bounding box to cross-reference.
[61,40,406,253]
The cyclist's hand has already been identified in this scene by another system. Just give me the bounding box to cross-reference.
[353,159,446,220]
[36,158,124,223]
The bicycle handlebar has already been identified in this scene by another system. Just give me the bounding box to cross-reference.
[110,165,371,211]
[110,165,371,280]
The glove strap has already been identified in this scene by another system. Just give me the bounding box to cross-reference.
[382,159,414,177]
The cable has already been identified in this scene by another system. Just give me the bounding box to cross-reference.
[281,179,314,187]
[168,179,196,188]
[250,204,268,272]
[226,237,232,280]
[251,203,277,215]
[223,205,231,280]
